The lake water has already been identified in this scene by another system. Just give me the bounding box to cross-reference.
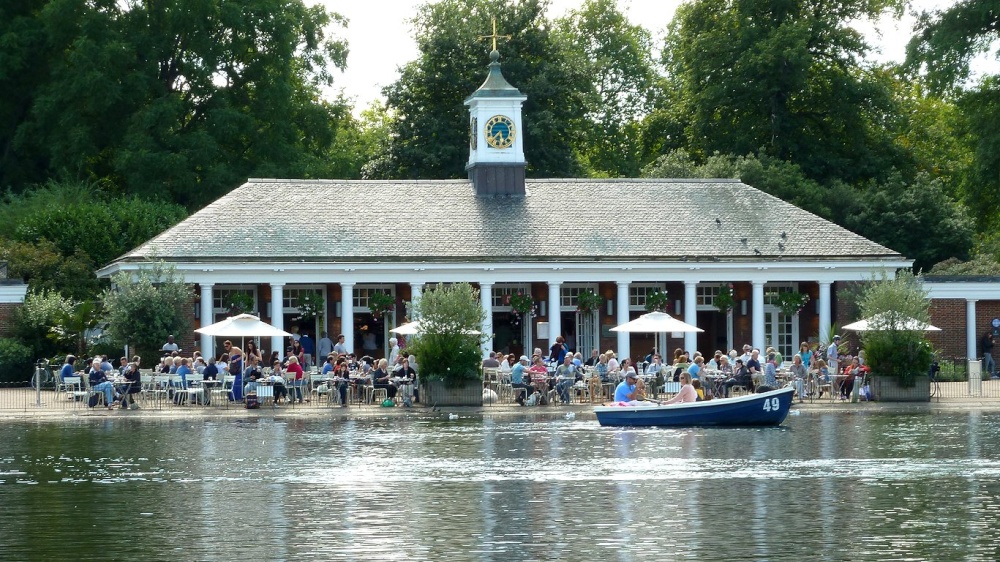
[1,410,999,561]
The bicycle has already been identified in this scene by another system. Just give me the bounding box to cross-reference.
[928,361,941,399]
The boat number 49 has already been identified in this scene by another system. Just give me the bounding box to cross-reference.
[762,397,780,412]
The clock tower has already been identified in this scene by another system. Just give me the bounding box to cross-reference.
[464,48,527,196]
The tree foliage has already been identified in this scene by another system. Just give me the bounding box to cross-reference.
[102,261,191,359]
[406,283,486,388]
[0,180,187,298]
[13,289,75,360]
[555,0,657,177]
[372,0,589,179]
[0,0,353,207]
[659,0,906,184]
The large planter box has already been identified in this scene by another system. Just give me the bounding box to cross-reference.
[872,374,930,402]
[420,380,483,407]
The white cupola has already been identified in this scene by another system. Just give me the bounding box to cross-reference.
[464,49,527,196]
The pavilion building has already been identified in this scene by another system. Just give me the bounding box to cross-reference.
[98,49,909,363]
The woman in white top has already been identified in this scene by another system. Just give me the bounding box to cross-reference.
[499,354,512,374]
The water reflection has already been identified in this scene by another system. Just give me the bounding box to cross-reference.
[2,412,1000,560]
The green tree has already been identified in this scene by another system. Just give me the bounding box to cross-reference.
[847,172,973,272]
[907,1,1000,230]
[0,180,187,298]
[406,282,486,388]
[1,0,352,207]
[556,0,658,177]
[102,261,191,359]
[12,289,75,360]
[659,0,905,184]
[375,0,589,179]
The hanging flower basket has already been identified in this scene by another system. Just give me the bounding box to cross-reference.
[294,291,324,322]
[226,292,255,315]
[715,284,735,314]
[644,290,670,313]
[368,292,396,318]
[774,291,810,316]
[576,291,603,314]
[505,292,536,327]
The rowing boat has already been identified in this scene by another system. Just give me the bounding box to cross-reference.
[594,387,795,427]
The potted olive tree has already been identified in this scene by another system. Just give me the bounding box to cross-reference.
[407,282,487,407]
[859,271,934,402]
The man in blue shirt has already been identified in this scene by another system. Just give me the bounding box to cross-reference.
[613,372,643,403]
[511,355,533,406]
[299,333,315,368]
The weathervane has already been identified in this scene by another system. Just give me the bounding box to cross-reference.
[479,16,511,52]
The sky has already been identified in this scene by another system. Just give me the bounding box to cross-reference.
[313,0,994,112]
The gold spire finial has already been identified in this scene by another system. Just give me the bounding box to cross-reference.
[479,16,511,53]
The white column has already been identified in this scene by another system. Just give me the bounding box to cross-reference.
[340,283,354,355]
[684,281,698,354]
[270,283,285,356]
[548,281,561,350]
[409,283,424,319]
[616,281,631,359]
[967,299,978,361]
[480,282,494,357]
[199,283,214,359]
[752,281,766,352]
[819,281,832,345]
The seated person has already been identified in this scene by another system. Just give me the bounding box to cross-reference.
[554,355,576,405]
[528,356,549,392]
[87,359,118,409]
[761,352,778,390]
[788,354,808,401]
[121,359,142,409]
[59,355,78,383]
[841,357,869,399]
[723,359,753,398]
[176,357,192,389]
[663,372,698,405]
[691,378,705,401]
[396,358,417,404]
[331,359,351,406]
[510,355,534,406]
[595,353,610,382]
[645,354,665,377]
[688,356,704,380]
[372,358,398,400]
[266,370,289,404]
[613,372,645,405]
[285,355,305,402]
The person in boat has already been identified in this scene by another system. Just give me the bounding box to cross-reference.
[613,372,645,405]
[662,372,698,405]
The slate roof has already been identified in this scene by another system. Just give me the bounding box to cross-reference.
[111,178,903,265]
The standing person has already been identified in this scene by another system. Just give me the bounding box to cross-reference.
[982,332,995,378]
[827,335,841,377]
[388,338,401,366]
[299,332,314,369]
[245,341,263,365]
[317,332,334,362]
[333,334,348,355]
[226,341,244,401]
[161,335,180,353]
[799,342,813,370]
[290,339,305,366]
[549,336,567,364]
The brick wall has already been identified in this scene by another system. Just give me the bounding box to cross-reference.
[928,299,1000,359]
[0,303,20,338]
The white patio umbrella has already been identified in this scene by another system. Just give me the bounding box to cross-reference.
[390,320,480,335]
[195,313,293,338]
[842,313,941,332]
[611,311,704,333]
[195,314,292,401]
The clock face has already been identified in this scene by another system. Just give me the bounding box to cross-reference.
[484,115,515,149]
[469,117,477,149]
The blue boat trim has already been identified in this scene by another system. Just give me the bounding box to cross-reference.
[593,387,796,427]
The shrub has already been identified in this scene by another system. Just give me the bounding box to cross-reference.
[102,261,191,355]
[0,338,34,383]
[859,271,934,388]
[406,283,486,388]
